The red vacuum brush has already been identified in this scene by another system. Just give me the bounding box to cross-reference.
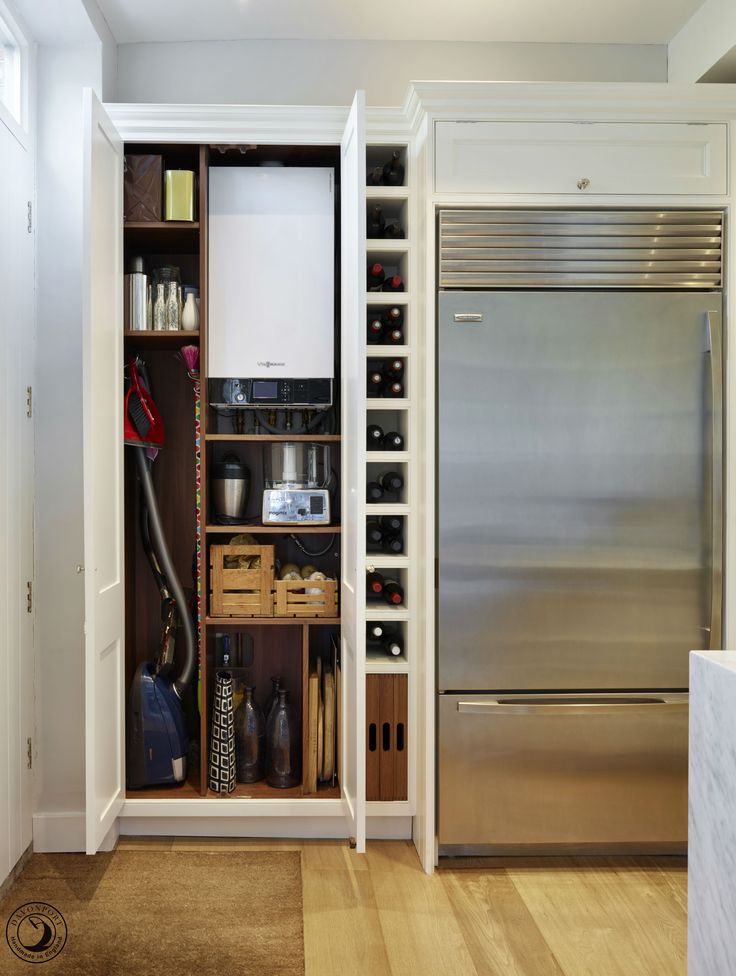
[124,358,165,448]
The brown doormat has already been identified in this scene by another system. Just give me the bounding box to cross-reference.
[0,851,304,975]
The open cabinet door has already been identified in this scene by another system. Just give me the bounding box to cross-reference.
[340,90,367,851]
[82,90,125,854]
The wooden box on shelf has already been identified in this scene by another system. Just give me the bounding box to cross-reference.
[209,544,275,617]
[273,578,339,618]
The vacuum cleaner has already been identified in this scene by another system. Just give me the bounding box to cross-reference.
[125,357,196,789]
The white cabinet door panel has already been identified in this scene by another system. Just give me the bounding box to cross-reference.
[435,121,728,196]
[340,90,367,852]
[82,90,125,855]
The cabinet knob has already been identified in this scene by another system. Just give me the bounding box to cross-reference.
[577,177,591,191]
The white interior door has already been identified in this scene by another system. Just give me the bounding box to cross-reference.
[0,114,35,881]
[340,90,367,851]
[82,90,124,854]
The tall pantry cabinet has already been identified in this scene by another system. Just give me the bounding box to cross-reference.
[81,91,428,867]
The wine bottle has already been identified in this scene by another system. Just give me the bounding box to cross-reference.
[368,262,385,291]
[382,150,405,187]
[382,220,404,239]
[366,481,384,503]
[367,368,384,397]
[366,520,384,547]
[367,622,384,640]
[367,204,385,238]
[383,430,404,451]
[386,327,404,345]
[367,423,384,449]
[382,274,403,293]
[366,570,385,595]
[367,165,383,186]
[383,578,404,605]
[384,381,404,398]
[367,315,384,344]
[382,534,403,554]
[383,635,403,657]
[382,306,404,327]
[382,359,404,379]
[379,470,404,493]
[379,515,402,534]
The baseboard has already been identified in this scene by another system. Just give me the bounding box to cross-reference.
[120,815,413,840]
[0,843,33,902]
[33,812,85,853]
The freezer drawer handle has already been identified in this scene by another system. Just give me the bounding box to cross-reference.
[457,698,688,716]
[453,312,484,323]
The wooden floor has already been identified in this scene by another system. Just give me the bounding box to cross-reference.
[117,838,687,976]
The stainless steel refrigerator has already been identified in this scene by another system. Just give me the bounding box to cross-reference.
[437,209,723,855]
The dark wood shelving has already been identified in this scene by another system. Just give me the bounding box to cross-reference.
[124,330,199,348]
[206,434,341,442]
[206,524,341,534]
[206,616,341,627]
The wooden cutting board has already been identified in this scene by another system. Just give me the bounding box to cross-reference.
[306,669,319,794]
[317,684,324,779]
[321,667,335,782]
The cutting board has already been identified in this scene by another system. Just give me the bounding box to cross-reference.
[321,667,335,782]
[306,669,319,794]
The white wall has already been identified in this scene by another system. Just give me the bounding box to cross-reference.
[669,0,736,83]
[117,39,666,106]
[33,43,104,849]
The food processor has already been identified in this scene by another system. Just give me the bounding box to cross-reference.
[262,441,331,525]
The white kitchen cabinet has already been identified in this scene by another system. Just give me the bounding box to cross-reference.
[434,120,728,196]
[80,89,428,867]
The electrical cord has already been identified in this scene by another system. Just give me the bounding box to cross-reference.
[289,533,336,557]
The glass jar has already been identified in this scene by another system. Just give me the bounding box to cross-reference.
[266,689,300,789]
[234,686,265,783]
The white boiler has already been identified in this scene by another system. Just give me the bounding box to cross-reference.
[208,166,335,408]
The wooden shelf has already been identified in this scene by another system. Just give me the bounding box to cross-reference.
[124,330,199,347]
[366,653,410,674]
[366,291,409,305]
[206,616,341,627]
[206,434,341,442]
[124,221,200,231]
[207,780,341,800]
[366,186,409,200]
[206,524,341,534]
[366,239,410,251]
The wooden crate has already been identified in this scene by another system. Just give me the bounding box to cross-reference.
[273,578,338,618]
[209,545,275,617]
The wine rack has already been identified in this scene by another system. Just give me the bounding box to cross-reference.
[363,141,415,814]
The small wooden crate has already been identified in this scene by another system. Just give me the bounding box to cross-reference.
[273,578,338,618]
[209,545,275,617]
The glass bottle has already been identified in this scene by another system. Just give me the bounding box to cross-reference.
[166,281,180,330]
[153,282,166,331]
[234,686,265,783]
[266,689,300,789]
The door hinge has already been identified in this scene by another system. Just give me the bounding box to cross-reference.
[26,386,32,418]
[26,581,33,613]
[27,738,32,770]
[27,201,32,233]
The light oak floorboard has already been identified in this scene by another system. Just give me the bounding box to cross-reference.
[365,841,479,976]
[506,857,687,976]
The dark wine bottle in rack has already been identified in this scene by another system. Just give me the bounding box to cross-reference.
[382,220,404,239]
[379,470,404,493]
[368,165,383,186]
[368,368,384,397]
[383,430,404,451]
[382,274,403,293]
[382,635,403,657]
[367,481,384,502]
[366,520,384,546]
[382,359,404,379]
[368,262,385,291]
[383,579,404,605]
[367,423,384,449]
[383,306,403,327]
[366,571,385,595]
[382,150,405,186]
[379,515,402,534]
[367,315,384,343]
[367,204,385,237]
[367,622,385,640]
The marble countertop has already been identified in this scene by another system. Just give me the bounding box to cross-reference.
[689,650,736,976]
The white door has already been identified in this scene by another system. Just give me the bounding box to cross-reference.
[0,114,35,880]
[82,90,125,854]
[340,90,367,851]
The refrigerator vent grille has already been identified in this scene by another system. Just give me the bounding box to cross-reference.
[439,210,723,290]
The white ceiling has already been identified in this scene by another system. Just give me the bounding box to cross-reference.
[94,0,706,45]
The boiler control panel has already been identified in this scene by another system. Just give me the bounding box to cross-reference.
[208,377,333,409]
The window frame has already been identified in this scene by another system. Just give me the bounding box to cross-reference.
[0,0,29,142]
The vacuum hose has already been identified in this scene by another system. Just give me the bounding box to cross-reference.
[134,447,195,698]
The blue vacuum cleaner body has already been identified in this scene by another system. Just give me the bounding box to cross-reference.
[127,663,188,789]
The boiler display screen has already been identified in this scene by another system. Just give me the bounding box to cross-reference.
[252,380,278,399]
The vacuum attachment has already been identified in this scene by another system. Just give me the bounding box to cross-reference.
[124,358,165,449]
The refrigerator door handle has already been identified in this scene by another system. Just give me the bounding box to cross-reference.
[706,309,723,650]
[457,697,688,716]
